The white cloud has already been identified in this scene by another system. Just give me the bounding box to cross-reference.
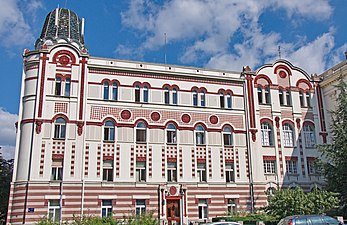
[0,108,17,159]
[0,0,38,48]
[119,0,335,74]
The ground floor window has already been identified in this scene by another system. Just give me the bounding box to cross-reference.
[136,199,146,215]
[101,199,113,217]
[198,199,208,219]
[48,199,61,222]
[227,198,237,215]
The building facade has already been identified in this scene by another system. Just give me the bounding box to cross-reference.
[7,8,327,225]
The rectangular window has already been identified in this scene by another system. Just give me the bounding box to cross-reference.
[167,161,177,182]
[197,163,206,182]
[220,94,225,108]
[103,160,113,182]
[286,160,298,174]
[307,160,320,175]
[225,163,235,182]
[164,90,170,105]
[135,88,140,102]
[101,200,113,217]
[48,200,61,222]
[65,78,71,97]
[136,161,146,182]
[286,90,292,106]
[51,159,63,181]
[223,133,232,146]
[198,199,208,219]
[135,199,146,215]
[263,160,276,174]
[227,199,237,215]
[167,130,177,144]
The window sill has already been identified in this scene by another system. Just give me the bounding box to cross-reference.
[283,146,295,148]
[224,145,233,148]
[103,140,115,143]
[196,144,206,146]
[166,143,177,145]
[262,145,275,147]
[52,138,66,141]
[136,142,147,144]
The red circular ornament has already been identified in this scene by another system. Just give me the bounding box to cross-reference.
[120,110,131,120]
[279,70,287,79]
[181,114,191,123]
[169,186,177,195]
[209,115,218,124]
[151,112,161,121]
[59,55,70,66]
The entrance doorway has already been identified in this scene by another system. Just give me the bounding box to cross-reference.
[167,199,180,225]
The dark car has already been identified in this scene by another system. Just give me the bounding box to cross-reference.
[277,215,343,225]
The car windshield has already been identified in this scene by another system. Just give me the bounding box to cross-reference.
[323,216,340,225]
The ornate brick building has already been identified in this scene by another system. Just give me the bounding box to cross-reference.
[7,8,327,225]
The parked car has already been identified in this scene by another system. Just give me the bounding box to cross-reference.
[277,215,343,225]
[203,222,242,225]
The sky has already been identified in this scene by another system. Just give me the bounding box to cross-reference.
[0,0,347,159]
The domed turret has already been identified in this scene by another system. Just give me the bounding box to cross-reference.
[35,8,87,51]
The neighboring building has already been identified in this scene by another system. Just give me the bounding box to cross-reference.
[7,8,327,225]
[319,55,347,140]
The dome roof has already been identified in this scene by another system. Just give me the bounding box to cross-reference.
[35,8,86,50]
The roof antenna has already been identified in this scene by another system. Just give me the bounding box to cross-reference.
[164,33,167,64]
[64,0,68,8]
[278,46,282,59]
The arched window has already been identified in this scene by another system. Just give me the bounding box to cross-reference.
[299,91,304,107]
[193,90,198,106]
[103,82,109,100]
[166,123,177,144]
[65,77,71,97]
[143,85,149,103]
[306,92,311,107]
[226,93,232,109]
[264,87,271,104]
[257,87,263,104]
[172,88,178,105]
[283,123,294,147]
[223,127,233,146]
[55,77,62,96]
[135,85,140,102]
[261,122,273,146]
[136,122,147,143]
[164,87,170,105]
[303,124,315,148]
[104,120,115,141]
[200,90,206,107]
[112,82,118,101]
[54,117,66,139]
[220,92,225,108]
[286,90,292,106]
[195,125,205,145]
[279,88,284,105]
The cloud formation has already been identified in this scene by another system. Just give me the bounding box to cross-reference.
[0,108,17,159]
[120,0,336,74]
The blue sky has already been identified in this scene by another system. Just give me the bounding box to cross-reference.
[0,0,347,159]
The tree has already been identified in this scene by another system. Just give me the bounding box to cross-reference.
[265,188,339,219]
[318,78,347,215]
[0,156,13,224]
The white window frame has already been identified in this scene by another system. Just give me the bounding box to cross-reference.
[54,117,66,139]
[172,88,178,105]
[103,160,114,182]
[103,81,109,100]
[227,199,237,215]
[195,125,206,145]
[198,199,208,219]
[48,199,61,222]
[193,90,198,106]
[257,87,263,104]
[136,122,147,143]
[303,124,316,148]
[136,161,146,182]
[197,163,206,182]
[286,160,298,174]
[167,161,177,182]
[51,159,63,181]
[261,123,273,146]
[104,120,115,141]
[164,87,170,105]
[135,199,146,215]
[135,85,140,102]
[263,160,276,174]
[225,162,235,182]
[101,199,113,217]
[283,124,294,147]
[112,82,118,101]
[166,124,177,144]
[143,85,149,103]
[200,90,206,107]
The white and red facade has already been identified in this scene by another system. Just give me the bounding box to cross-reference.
[7,8,328,225]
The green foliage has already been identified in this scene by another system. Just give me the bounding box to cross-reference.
[0,157,13,224]
[265,187,339,219]
[36,212,158,225]
[317,78,347,216]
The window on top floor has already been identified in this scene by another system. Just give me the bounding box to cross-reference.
[136,122,147,143]
[54,117,66,139]
[193,90,198,106]
[135,85,140,102]
[200,90,206,107]
[226,93,232,108]
[299,91,305,107]
[261,122,273,146]
[172,88,178,105]
[220,92,232,109]
[104,120,115,141]
[279,88,284,105]
[112,82,118,101]
[65,77,71,97]
[103,82,109,100]
[306,92,311,107]
[143,85,149,103]
[286,90,292,106]
[55,77,62,96]
[264,87,271,104]
[283,123,294,147]
[257,87,263,104]
[164,87,170,105]
[195,125,206,145]
[220,92,225,108]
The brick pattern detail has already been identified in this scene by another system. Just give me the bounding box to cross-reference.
[103,143,115,160]
[130,146,134,177]
[70,143,75,176]
[277,73,290,88]
[161,147,165,178]
[208,148,212,178]
[245,149,249,178]
[259,108,272,117]
[302,111,314,121]
[84,145,89,177]
[220,148,224,178]
[281,110,294,119]
[115,145,120,177]
[97,145,101,177]
[235,149,240,178]
[298,133,305,176]
[224,147,234,162]
[276,129,284,176]
[179,147,183,178]
[54,102,68,114]
[90,106,244,129]
[191,148,196,178]
[39,142,46,176]
[52,141,65,156]
[136,144,147,159]
[166,146,177,159]
[148,147,153,177]
[196,147,206,160]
